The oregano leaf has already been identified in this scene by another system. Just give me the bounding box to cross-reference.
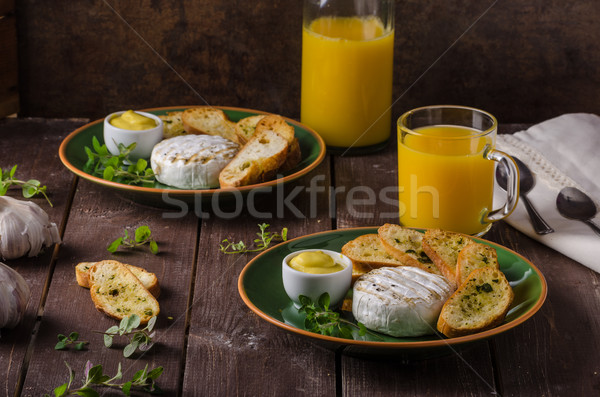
[53,383,68,397]
[107,237,123,253]
[123,342,138,358]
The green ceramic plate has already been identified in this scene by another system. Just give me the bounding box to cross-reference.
[59,106,325,207]
[238,227,547,356]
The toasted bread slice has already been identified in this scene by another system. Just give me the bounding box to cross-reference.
[76,260,160,298]
[218,115,295,188]
[234,114,266,144]
[159,111,186,139]
[455,242,499,287]
[182,107,240,144]
[255,114,295,144]
[351,260,375,283]
[75,262,96,288]
[89,261,160,324]
[278,137,301,173]
[422,229,472,288]
[378,224,443,276]
[437,266,513,338]
[342,234,404,271]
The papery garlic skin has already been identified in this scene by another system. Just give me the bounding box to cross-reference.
[0,262,30,329]
[0,196,61,260]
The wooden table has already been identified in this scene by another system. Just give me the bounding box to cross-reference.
[0,117,597,396]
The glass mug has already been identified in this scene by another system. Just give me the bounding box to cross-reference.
[301,0,394,154]
[397,105,519,236]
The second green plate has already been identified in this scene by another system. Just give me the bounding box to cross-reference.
[238,227,547,357]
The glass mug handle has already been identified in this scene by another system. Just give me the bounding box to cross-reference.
[484,149,519,223]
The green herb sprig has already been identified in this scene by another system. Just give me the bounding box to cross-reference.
[219,223,287,254]
[55,332,88,351]
[108,225,159,254]
[0,165,53,206]
[84,136,155,186]
[299,293,382,340]
[46,360,163,397]
[102,315,157,358]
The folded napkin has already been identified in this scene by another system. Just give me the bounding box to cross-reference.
[494,113,600,273]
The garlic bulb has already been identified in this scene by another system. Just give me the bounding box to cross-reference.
[0,262,30,329]
[0,196,61,260]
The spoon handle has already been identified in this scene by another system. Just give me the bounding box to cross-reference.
[584,220,600,237]
[522,195,555,234]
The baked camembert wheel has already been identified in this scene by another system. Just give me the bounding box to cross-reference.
[352,266,453,337]
[150,134,239,189]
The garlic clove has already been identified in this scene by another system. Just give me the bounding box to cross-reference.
[0,196,61,260]
[0,261,30,329]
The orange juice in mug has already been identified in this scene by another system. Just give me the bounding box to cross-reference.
[301,0,394,153]
[397,106,519,236]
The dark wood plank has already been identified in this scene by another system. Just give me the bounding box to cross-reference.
[487,223,600,396]
[182,159,338,396]
[0,118,84,397]
[0,0,15,16]
[20,177,198,395]
[334,140,399,229]
[0,0,18,117]
[341,346,498,396]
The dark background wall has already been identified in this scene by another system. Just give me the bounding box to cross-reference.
[14,0,600,123]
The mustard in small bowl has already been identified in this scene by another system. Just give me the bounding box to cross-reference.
[103,110,163,161]
[282,249,352,309]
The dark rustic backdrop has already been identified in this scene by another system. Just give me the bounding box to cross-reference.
[13,0,600,123]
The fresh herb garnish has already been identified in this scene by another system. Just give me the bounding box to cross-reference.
[108,225,159,254]
[55,332,88,351]
[101,315,157,358]
[298,293,382,340]
[46,360,163,397]
[0,165,52,206]
[219,223,287,254]
[84,136,155,186]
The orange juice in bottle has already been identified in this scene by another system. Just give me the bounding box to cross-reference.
[301,4,394,153]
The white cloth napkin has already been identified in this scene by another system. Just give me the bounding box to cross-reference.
[494,113,600,273]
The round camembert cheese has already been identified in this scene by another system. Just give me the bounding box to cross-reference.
[352,266,453,337]
[151,135,239,189]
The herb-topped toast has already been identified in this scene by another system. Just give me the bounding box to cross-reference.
[234,114,266,144]
[88,261,160,324]
[437,266,513,337]
[377,224,442,276]
[455,242,499,287]
[159,111,186,139]
[341,234,404,271]
[422,229,472,288]
[76,260,160,298]
[218,115,296,188]
[182,107,240,144]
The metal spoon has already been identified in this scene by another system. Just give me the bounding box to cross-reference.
[496,157,554,234]
[556,187,600,237]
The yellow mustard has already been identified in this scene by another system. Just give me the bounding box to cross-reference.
[110,110,157,130]
[289,251,345,274]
